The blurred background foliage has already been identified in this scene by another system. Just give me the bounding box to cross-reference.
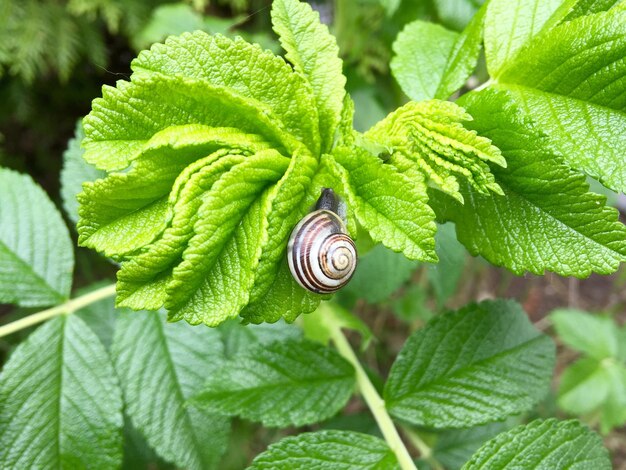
[2,0,626,467]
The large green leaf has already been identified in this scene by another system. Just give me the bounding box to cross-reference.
[192,339,355,427]
[488,9,626,192]
[249,430,400,469]
[0,315,123,468]
[0,168,74,306]
[384,299,555,429]
[433,88,626,277]
[462,419,611,469]
[391,5,486,101]
[111,310,230,470]
[271,0,345,153]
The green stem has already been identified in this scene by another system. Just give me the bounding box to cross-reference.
[402,426,444,470]
[327,314,418,470]
[473,78,494,92]
[0,283,117,338]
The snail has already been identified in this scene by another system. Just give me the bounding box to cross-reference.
[287,188,357,293]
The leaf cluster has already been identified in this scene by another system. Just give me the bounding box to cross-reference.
[551,309,626,433]
[76,0,505,328]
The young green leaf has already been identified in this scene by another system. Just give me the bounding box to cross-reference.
[329,147,437,261]
[271,0,346,152]
[111,310,230,470]
[433,88,626,277]
[301,301,374,349]
[489,10,626,193]
[384,299,555,429]
[60,120,105,224]
[191,339,355,427]
[364,100,505,203]
[391,4,486,101]
[557,358,614,415]
[550,309,619,359]
[249,430,400,470]
[0,168,74,306]
[484,0,562,77]
[0,315,123,468]
[462,419,611,469]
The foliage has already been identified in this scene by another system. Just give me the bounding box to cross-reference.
[75,0,505,328]
[1,0,625,468]
[0,169,74,306]
[551,309,626,433]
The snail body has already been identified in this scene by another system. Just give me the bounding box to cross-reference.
[287,189,357,293]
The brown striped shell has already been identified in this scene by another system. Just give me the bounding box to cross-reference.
[287,209,357,293]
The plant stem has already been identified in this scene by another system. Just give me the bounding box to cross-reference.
[473,78,494,92]
[401,426,444,470]
[328,322,418,470]
[0,283,117,338]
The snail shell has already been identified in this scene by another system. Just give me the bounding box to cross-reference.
[287,190,357,293]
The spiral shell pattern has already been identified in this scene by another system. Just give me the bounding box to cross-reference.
[287,210,357,293]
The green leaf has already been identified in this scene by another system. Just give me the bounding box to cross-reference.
[302,302,374,350]
[557,357,613,415]
[433,88,626,277]
[550,0,625,25]
[391,5,486,101]
[329,147,437,261]
[558,357,626,433]
[61,121,106,224]
[462,419,611,469]
[433,421,512,470]
[484,0,562,77]
[192,339,355,427]
[433,0,483,31]
[0,315,123,468]
[490,10,626,193]
[391,21,458,102]
[341,243,419,304]
[74,282,119,350]
[0,168,74,306]
[248,430,400,469]
[164,152,289,326]
[271,0,346,152]
[384,299,555,429]
[599,361,626,433]
[219,318,302,359]
[131,3,241,51]
[426,222,466,307]
[364,100,505,203]
[550,309,619,359]
[111,310,230,470]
